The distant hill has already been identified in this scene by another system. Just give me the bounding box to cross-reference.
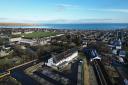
[0,23,37,26]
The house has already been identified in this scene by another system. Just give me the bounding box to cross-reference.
[46,48,78,70]
[90,49,101,62]
[119,50,126,57]
[9,37,22,42]
[118,56,124,63]
[112,47,118,55]
[83,48,101,61]
[0,45,12,57]
[114,39,122,50]
[38,37,51,45]
[109,39,122,50]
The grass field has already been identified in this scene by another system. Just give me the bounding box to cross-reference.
[23,32,58,39]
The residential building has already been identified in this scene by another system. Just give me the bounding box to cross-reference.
[119,50,126,57]
[19,39,37,46]
[46,48,78,70]
[90,49,101,62]
[9,37,22,42]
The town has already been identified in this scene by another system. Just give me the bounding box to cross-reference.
[0,28,128,85]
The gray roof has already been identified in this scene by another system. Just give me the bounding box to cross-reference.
[53,48,77,63]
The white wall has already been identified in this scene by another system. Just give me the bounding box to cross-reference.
[116,46,122,50]
[65,51,78,62]
[10,37,22,42]
[12,32,21,35]
[53,51,78,66]
[24,31,33,34]
[46,51,78,68]
[46,58,54,66]
[40,40,47,45]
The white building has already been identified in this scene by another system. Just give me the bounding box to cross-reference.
[90,49,101,62]
[24,31,33,34]
[10,37,22,42]
[114,39,122,50]
[112,49,118,55]
[46,48,78,70]
[82,42,87,48]
[19,39,37,46]
[0,45,12,57]
[9,37,37,46]
[39,38,51,45]
[109,39,122,50]
[119,50,126,57]
[118,57,124,63]
[12,32,21,35]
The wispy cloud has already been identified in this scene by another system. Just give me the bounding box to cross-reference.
[56,4,79,12]
[58,4,73,7]
[39,18,128,23]
[88,8,128,13]
[108,9,128,13]
[0,17,44,23]
[0,18,9,20]
[0,17,128,23]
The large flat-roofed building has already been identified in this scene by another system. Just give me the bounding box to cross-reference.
[19,39,37,46]
[9,37,22,42]
[46,48,78,70]
[12,32,21,35]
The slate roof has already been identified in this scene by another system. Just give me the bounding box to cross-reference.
[113,39,122,46]
[90,49,99,58]
[53,48,77,64]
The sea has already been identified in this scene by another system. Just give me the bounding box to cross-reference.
[0,23,128,30]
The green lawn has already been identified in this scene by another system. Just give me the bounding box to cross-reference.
[11,34,21,38]
[23,32,58,39]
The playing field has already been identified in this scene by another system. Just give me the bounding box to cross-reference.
[23,32,58,39]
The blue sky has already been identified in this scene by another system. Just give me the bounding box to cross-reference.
[0,0,128,23]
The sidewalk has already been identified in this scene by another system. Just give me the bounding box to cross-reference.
[83,59,90,85]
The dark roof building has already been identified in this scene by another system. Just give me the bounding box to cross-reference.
[46,48,78,70]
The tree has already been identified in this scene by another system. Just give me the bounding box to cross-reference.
[73,36,81,46]
[37,45,51,61]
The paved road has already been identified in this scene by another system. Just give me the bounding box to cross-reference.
[69,61,79,85]
[8,59,38,71]
[11,68,41,85]
[10,60,41,85]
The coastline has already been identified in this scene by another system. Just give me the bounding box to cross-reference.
[0,23,128,30]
